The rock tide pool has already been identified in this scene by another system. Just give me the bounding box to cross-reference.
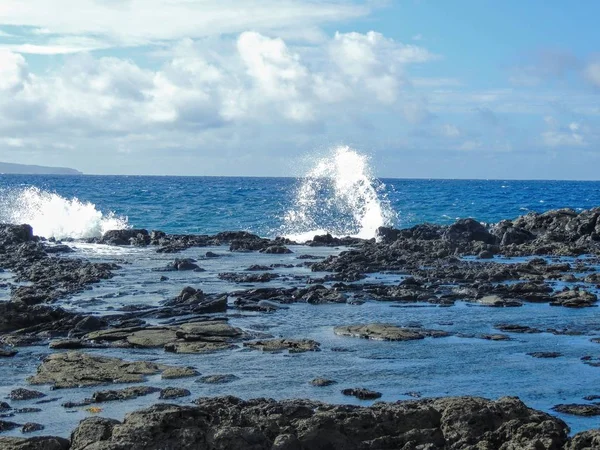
[1,208,600,448]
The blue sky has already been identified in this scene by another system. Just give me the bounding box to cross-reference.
[0,0,598,179]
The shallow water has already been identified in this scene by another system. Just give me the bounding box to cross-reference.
[2,243,600,437]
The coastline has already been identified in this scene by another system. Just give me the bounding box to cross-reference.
[1,207,600,448]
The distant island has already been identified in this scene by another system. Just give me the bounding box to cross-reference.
[0,162,82,175]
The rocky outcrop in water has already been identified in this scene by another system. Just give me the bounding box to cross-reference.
[334,323,450,341]
[27,352,180,389]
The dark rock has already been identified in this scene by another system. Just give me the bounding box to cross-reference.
[197,374,239,384]
[70,417,120,449]
[13,408,42,414]
[444,218,497,244]
[566,430,600,450]
[553,403,600,416]
[56,396,571,450]
[44,245,73,254]
[550,289,597,308]
[0,419,20,432]
[159,388,191,400]
[0,436,70,450]
[528,352,562,358]
[218,272,279,283]
[49,339,85,350]
[495,324,542,334]
[259,245,292,254]
[161,367,199,380]
[334,323,450,341]
[100,229,149,246]
[9,389,46,401]
[91,386,161,403]
[341,388,382,400]
[0,348,18,357]
[310,378,336,387]
[245,265,273,271]
[243,339,320,353]
[21,423,44,433]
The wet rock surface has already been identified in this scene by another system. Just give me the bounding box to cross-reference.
[334,323,450,341]
[341,388,382,400]
[553,404,600,417]
[2,210,600,443]
[27,352,175,389]
[243,338,321,353]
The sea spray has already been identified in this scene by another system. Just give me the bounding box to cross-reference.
[282,146,395,242]
[0,186,129,239]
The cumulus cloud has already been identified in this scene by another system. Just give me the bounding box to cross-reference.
[0,30,434,163]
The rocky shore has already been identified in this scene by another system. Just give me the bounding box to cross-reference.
[1,207,600,448]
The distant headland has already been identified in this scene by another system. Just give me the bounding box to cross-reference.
[0,162,82,175]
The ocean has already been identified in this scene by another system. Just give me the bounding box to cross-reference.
[0,147,599,438]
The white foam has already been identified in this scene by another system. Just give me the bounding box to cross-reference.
[281,145,395,242]
[0,187,129,240]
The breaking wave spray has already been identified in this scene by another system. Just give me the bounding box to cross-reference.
[281,145,396,242]
[0,186,129,240]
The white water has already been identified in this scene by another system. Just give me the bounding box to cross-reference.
[282,146,395,242]
[0,187,129,240]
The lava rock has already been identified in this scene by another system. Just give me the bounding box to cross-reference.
[341,388,382,400]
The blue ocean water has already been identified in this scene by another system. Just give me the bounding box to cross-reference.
[1,169,600,437]
[0,174,599,238]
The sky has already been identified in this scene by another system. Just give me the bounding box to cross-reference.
[0,0,599,179]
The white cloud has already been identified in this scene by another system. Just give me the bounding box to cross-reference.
[0,0,369,48]
[541,118,588,148]
[0,30,432,144]
[0,49,28,91]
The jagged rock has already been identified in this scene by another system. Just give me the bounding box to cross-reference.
[550,289,597,308]
[334,323,450,341]
[62,395,569,450]
[100,229,149,246]
[565,430,600,450]
[163,287,227,313]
